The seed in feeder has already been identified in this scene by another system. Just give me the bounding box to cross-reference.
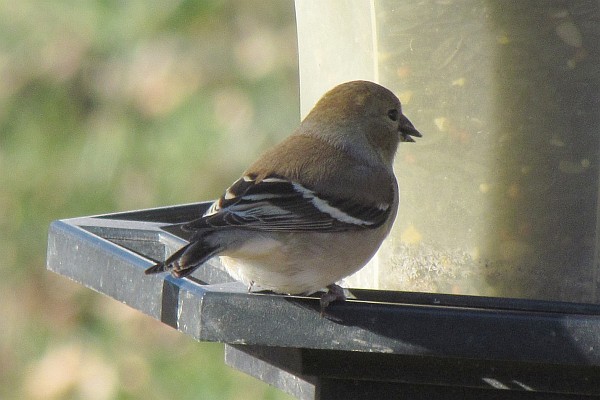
[555,20,582,48]
[507,184,520,199]
[434,117,448,131]
[398,90,413,104]
[497,34,510,45]
[396,65,411,79]
[559,160,585,174]
[401,224,422,245]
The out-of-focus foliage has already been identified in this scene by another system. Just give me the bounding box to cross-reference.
[0,1,298,399]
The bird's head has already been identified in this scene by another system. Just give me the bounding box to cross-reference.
[301,80,422,167]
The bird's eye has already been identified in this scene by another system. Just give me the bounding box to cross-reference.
[387,109,399,121]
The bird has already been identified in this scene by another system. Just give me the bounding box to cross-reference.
[145,80,422,312]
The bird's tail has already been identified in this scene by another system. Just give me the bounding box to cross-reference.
[144,236,222,278]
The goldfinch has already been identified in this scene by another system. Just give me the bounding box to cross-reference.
[145,80,421,310]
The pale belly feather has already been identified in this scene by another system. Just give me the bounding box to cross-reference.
[219,229,387,294]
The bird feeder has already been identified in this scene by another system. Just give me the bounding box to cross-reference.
[47,1,600,398]
[296,1,600,302]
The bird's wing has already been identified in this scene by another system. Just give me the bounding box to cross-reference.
[182,174,392,233]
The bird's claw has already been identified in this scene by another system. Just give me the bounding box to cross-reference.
[319,284,346,316]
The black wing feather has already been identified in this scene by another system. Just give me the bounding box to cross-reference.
[183,174,391,233]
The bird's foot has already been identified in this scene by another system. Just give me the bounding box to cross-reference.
[319,284,347,316]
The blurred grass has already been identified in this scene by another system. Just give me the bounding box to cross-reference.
[0,1,298,399]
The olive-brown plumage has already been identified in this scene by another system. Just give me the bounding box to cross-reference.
[145,80,421,310]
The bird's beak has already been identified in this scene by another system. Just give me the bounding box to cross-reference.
[399,114,422,142]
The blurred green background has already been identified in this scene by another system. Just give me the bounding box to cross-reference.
[0,1,298,399]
